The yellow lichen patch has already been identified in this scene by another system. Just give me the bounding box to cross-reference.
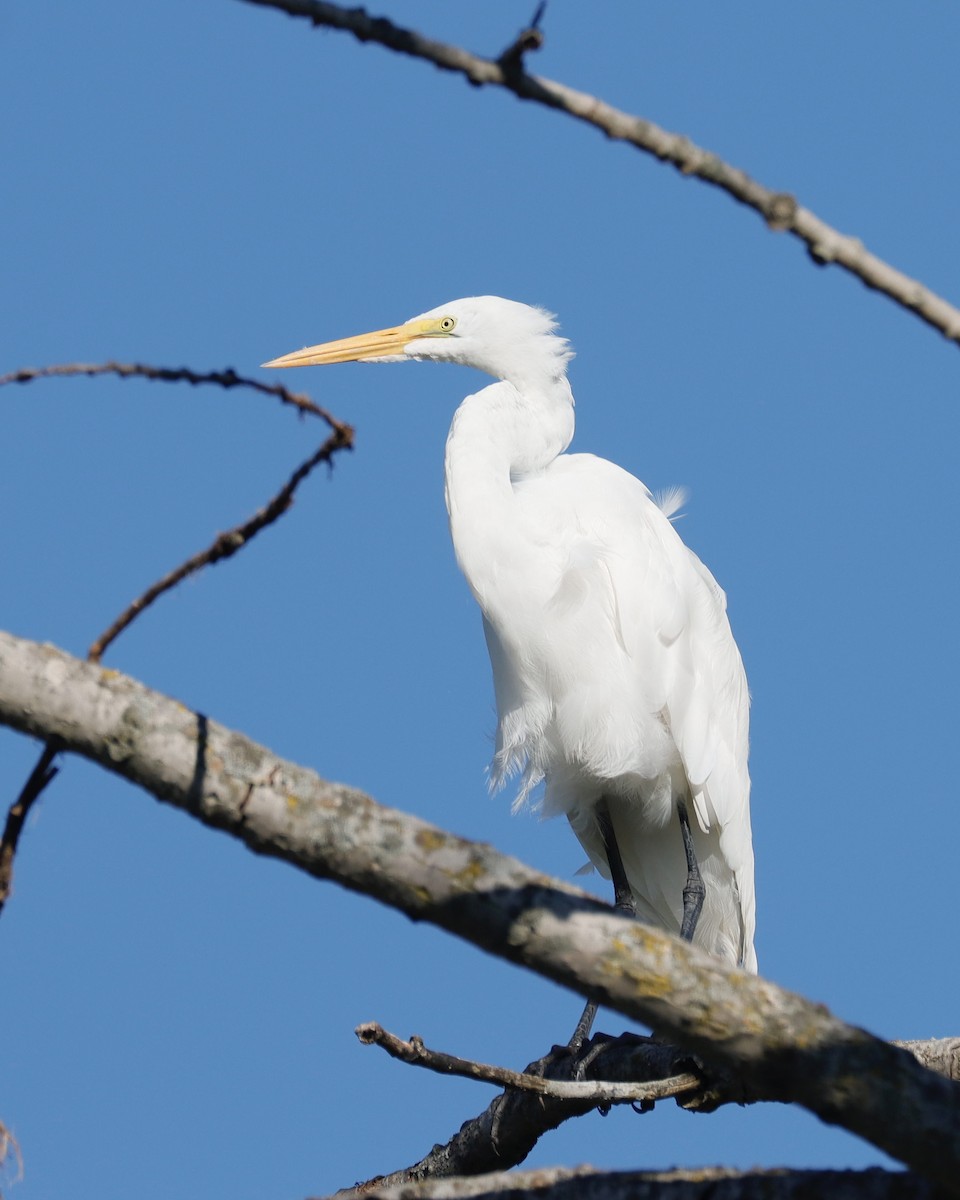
[99,668,119,683]
[450,856,486,889]
[286,794,299,811]
[415,828,447,853]
[600,935,673,996]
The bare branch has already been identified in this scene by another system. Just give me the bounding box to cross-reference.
[331,1164,946,1200]
[0,740,60,916]
[353,1035,703,1186]
[0,632,958,1190]
[0,360,340,425]
[355,1022,698,1105]
[240,0,960,348]
[87,427,353,662]
[0,1118,24,1197]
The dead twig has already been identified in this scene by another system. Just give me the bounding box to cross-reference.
[0,361,339,425]
[356,1021,699,1105]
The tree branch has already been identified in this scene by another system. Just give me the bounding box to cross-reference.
[0,740,60,916]
[355,1023,699,1105]
[330,1164,948,1200]
[240,0,960,348]
[0,361,340,425]
[0,631,958,1189]
[350,1030,960,1188]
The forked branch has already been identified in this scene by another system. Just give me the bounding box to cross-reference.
[0,360,353,909]
[356,1022,699,1105]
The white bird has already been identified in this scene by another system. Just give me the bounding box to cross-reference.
[264,297,757,1025]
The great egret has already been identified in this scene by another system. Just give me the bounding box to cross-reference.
[264,297,757,1026]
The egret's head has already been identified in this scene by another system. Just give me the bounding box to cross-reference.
[262,296,573,387]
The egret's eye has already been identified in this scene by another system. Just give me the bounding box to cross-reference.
[438,316,457,332]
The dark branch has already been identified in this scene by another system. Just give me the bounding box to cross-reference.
[0,741,60,917]
[0,361,340,426]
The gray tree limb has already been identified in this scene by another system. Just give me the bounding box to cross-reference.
[1,630,959,1192]
[239,0,960,349]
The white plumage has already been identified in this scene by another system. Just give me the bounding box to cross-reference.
[264,295,756,974]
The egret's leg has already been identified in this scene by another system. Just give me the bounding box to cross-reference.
[676,798,705,942]
[569,798,635,1053]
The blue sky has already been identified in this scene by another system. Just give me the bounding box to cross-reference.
[3,2,960,1196]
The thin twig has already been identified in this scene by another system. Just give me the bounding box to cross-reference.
[348,1031,716,1188]
[356,1022,699,1105]
[0,361,339,425]
[0,1118,24,1195]
[0,741,61,916]
[87,425,354,662]
[241,0,960,347]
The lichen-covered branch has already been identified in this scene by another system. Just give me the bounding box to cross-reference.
[0,630,958,1191]
[240,0,960,348]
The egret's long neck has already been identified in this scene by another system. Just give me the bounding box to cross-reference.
[444,375,575,602]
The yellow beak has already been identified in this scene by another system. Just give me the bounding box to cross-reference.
[262,318,442,369]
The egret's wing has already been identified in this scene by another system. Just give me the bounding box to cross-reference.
[538,455,756,967]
